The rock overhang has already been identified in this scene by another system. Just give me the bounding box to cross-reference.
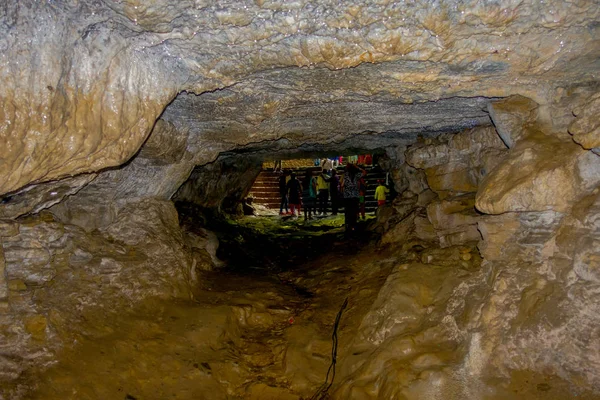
[1,0,598,198]
[162,86,497,157]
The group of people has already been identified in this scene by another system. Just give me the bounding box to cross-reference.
[278,162,390,234]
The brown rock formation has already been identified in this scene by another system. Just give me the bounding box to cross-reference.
[1,0,599,398]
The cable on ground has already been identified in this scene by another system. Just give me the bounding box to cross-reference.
[310,297,349,400]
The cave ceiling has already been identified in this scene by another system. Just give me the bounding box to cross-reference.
[1,0,599,198]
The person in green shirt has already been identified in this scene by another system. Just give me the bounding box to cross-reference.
[302,170,317,220]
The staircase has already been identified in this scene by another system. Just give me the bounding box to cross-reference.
[248,170,288,210]
[249,166,390,213]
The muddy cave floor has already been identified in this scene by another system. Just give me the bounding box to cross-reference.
[17,214,600,400]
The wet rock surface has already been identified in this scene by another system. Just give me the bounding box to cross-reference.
[0,200,206,396]
[473,192,600,394]
[1,0,600,398]
[6,214,597,400]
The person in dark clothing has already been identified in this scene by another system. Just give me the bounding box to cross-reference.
[341,163,366,233]
[302,170,317,220]
[329,169,340,215]
[286,172,302,217]
[358,173,367,219]
[278,170,289,215]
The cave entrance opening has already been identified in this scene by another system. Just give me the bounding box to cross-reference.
[248,154,392,217]
[175,150,399,275]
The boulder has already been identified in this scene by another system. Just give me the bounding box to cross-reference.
[487,95,539,148]
[476,129,600,214]
[406,126,508,196]
[426,194,481,247]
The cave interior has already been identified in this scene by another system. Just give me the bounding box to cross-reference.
[1,1,600,399]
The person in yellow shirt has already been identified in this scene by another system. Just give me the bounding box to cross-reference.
[316,170,330,215]
[374,180,389,207]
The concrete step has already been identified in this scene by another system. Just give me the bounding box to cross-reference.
[252,180,279,185]
[250,191,279,197]
[252,181,279,188]
[253,178,279,184]
[250,187,280,193]
[250,199,280,204]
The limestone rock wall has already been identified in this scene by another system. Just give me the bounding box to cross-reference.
[569,91,600,153]
[475,199,600,391]
[477,95,600,214]
[378,124,509,248]
[342,95,600,397]
[471,97,600,392]
[47,119,197,230]
[0,199,209,390]
[0,174,98,220]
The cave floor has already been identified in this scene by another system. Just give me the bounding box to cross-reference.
[22,226,387,400]
[13,218,600,400]
[25,274,311,400]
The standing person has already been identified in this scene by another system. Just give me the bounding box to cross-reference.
[320,158,328,171]
[374,180,390,208]
[302,170,317,220]
[341,164,366,234]
[273,159,282,172]
[358,173,367,219]
[316,169,330,216]
[286,173,302,217]
[278,171,289,215]
[322,158,334,174]
[329,169,340,215]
